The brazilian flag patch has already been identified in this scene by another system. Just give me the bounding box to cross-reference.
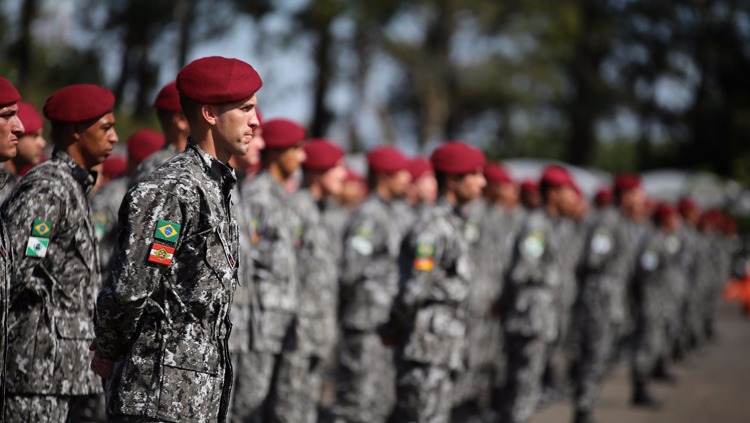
[154,220,181,243]
[413,242,435,271]
[31,219,52,238]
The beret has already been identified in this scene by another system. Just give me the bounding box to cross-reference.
[303,138,344,172]
[677,196,698,215]
[594,187,613,207]
[540,165,574,187]
[262,118,306,149]
[0,77,21,107]
[520,179,539,193]
[102,154,127,179]
[177,56,262,104]
[367,146,409,174]
[17,102,43,134]
[653,202,677,225]
[484,162,513,184]
[407,157,432,181]
[430,141,485,175]
[344,166,363,182]
[613,173,641,196]
[126,128,164,163]
[152,81,181,112]
[43,84,115,123]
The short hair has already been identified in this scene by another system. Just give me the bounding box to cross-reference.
[179,94,202,125]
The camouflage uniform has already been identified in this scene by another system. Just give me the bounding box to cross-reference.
[386,198,472,423]
[333,194,402,423]
[571,208,641,415]
[91,176,130,281]
[128,144,179,189]
[631,230,678,385]
[391,198,418,242]
[452,200,505,411]
[319,197,350,266]
[678,224,702,349]
[0,166,19,202]
[1,149,102,422]
[0,170,13,415]
[95,142,239,422]
[500,209,562,423]
[235,171,300,423]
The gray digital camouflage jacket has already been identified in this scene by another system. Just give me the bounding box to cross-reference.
[95,142,239,422]
[1,149,101,396]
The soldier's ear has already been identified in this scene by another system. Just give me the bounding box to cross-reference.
[201,104,218,126]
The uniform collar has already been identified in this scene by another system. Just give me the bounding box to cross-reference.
[52,148,97,193]
[0,166,13,190]
[186,138,237,193]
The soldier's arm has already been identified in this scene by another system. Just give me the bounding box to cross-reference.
[1,177,65,301]
[507,221,547,286]
[340,212,385,288]
[94,185,186,360]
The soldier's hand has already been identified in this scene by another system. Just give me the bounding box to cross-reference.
[89,339,114,379]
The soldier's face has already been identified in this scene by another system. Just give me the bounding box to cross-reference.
[320,162,347,197]
[0,103,22,161]
[214,96,259,162]
[455,170,486,203]
[387,169,411,198]
[415,173,438,205]
[278,144,306,179]
[77,112,118,169]
[16,129,47,167]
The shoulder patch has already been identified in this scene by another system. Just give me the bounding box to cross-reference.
[640,250,659,271]
[31,219,52,238]
[251,217,260,245]
[148,243,175,266]
[521,230,545,259]
[413,241,436,271]
[591,228,613,255]
[25,237,49,258]
[154,219,181,243]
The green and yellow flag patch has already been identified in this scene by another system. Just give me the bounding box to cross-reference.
[413,241,435,271]
[31,219,52,238]
[154,220,181,243]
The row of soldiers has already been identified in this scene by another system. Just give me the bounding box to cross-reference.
[0,54,736,423]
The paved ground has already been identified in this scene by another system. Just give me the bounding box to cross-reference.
[533,305,750,423]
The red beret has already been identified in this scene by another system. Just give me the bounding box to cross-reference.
[177,56,262,104]
[102,154,127,179]
[484,162,513,184]
[430,141,485,175]
[43,84,115,123]
[152,81,181,112]
[17,102,43,134]
[367,146,409,174]
[407,157,432,181]
[303,138,344,172]
[594,187,613,207]
[0,77,21,107]
[613,173,641,196]
[262,118,306,149]
[540,165,574,187]
[677,196,698,215]
[126,128,164,163]
[344,166,363,182]
[520,179,539,193]
[653,202,676,225]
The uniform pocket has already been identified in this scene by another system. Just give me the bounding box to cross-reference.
[55,315,95,339]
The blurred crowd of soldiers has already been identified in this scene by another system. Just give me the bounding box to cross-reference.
[0,55,740,423]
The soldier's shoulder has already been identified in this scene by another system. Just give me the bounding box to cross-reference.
[127,153,198,200]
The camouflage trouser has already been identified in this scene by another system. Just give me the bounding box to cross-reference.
[229,350,278,423]
[332,331,396,423]
[500,335,549,423]
[67,393,106,422]
[5,394,70,423]
[572,314,616,413]
[273,352,324,423]
[631,318,666,383]
[391,362,454,423]
[452,315,503,408]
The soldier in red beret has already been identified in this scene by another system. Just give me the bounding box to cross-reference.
[403,156,437,211]
[0,101,45,201]
[520,179,542,210]
[676,196,708,354]
[0,75,22,418]
[2,83,119,422]
[384,141,486,423]
[94,56,262,422]
[332,145,411,422]
[130,81,190,186]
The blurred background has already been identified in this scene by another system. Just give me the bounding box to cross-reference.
[3,0,750,216]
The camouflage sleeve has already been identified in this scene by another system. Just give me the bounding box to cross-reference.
[507,220,547,286]
[1,178,66,302]
[95,185,186,359]
[340,211,387,287]
[581,222,617,271]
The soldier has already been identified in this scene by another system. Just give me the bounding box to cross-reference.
[0,76,22,416]
[520,179,541,210]
[499,166,577,423]
[236,118,306,422]
[383,141,485,423]
[283,139,347,422]
[393,157,438,238]
[0,101,46,201]
[1,84,118,422]
[92,56,261,422]
[129,81,189,186]
[677,197,704,352]
[91,128,163,281]
[332,146,411,423]
[570,174,647,423]
[630,203,682,410]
